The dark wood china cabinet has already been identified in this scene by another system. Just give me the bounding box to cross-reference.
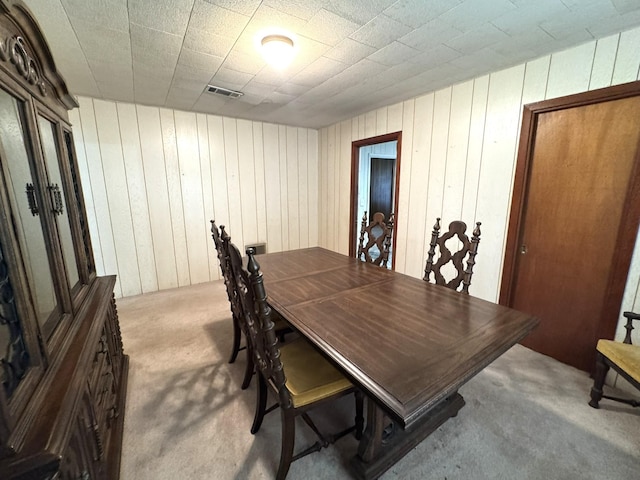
[0,1,128,478]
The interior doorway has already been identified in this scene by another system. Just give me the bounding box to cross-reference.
[500,81,640,372]
[349,132,402,269]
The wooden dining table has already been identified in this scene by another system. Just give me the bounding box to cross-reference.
[255,247,538,479]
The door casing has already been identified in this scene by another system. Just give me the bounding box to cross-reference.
[349,132,402,269]
[500,80,640,370]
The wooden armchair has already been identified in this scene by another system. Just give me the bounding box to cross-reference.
[423,218,481,294]
[357,211,394,268]
[229,245,363,480]
[589,311,640,409]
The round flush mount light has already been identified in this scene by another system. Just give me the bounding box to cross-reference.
[260,33,296,69]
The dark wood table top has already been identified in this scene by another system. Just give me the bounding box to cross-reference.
[256,247,538,428]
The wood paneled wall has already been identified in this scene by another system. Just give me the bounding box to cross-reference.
[318,27,640,342]
[70,98,318,298]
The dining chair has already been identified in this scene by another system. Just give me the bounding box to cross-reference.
[210,219,243,365]
[211,220,290,389]
[357,210,394,268]
[589,311,640,409]
[423,217,482,294]
[228,244,364,480]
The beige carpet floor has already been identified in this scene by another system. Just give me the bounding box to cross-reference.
[116,280,640,479]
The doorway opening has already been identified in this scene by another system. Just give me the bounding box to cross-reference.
[349,132,402,269]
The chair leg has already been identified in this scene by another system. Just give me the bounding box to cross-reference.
[276,410,296,480]
[355,390,364,440]
[589,352,609,409]
[251,374,268,434]
[228,316,242,364]
[241,345,254,390]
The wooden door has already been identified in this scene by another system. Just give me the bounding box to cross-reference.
[501,83,640,372]
[369,157,395,221]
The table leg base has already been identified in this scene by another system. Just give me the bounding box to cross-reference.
[349,393,465,480]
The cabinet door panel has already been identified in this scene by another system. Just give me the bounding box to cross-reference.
[0,89,58,335]
[37,115,81,293]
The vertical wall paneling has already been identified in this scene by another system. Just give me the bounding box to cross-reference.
[474,65,525,301]
[318,128,328,248]
[93,100,140,297]
[364,111,376,138]
[197,113,218,281]
[326,125,336,251]
[208,115,230,240]
[278,125,289,250]
[76,99,318,297]
[237,119,259,249]
[521,57,551,105]
[387,102,403,133]
[332,124,341,252]
[308,129,319,246]
[404,93,434,279]
[136,105,178,291]
[116,103,158,294]
[286,126,300,250]
[612,28,640,84]
[222,117,244,251]
[424,88,452,250]
[263,123,283,252]
[252,122,268,246]
[175,110,209,285]
[442,81,473,223]
[69,107,104,276]
[460,76,489,225]
[618,227,640,344]
[297,129,309,248]
[546,42,596,99]
[76,98,117,291]
[160,108,190,287]
[90,100,131,295]
[394,99,414,273]
[589,34,619,90]
[375,106,387,135]
[338,120,352,254]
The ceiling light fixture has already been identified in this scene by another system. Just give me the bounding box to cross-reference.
[260,34,295,69]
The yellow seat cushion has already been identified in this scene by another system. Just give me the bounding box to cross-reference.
[597,339,640,383]
[280,338,353,408]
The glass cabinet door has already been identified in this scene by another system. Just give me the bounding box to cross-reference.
[0,89,53,394]
[37,115,81,293]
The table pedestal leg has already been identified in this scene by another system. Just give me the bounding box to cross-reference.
[350,393,465,480]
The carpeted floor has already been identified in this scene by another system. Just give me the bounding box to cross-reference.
[117,280,640,479]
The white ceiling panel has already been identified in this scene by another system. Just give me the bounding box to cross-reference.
[60,0,129,32]
[326,0,396,24]
[304,9,362,46]
[25,0,640,128]
[128,0,193,35]
[349,14,413,48]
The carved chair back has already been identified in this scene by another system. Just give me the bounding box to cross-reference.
[227,244,293,409]
[210,220,237,316]
[357,211,394,268]
[423,218,481,294]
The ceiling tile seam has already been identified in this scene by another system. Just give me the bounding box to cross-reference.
[163,0,198,107]
[58,0,101,98]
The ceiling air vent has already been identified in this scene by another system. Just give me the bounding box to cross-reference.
[206,84,244,98]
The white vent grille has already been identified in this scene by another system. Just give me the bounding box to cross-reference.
[206,85,243,98]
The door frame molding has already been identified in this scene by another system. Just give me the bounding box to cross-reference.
[349,131,402,269]
[500,80,640,341]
